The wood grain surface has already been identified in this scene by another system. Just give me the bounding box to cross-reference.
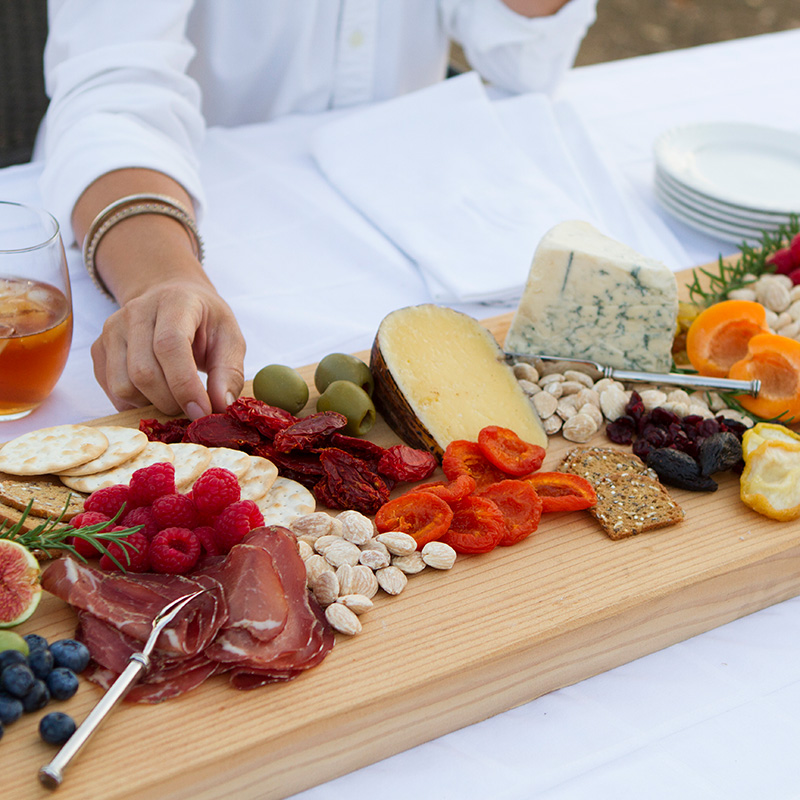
[6,294,800,800]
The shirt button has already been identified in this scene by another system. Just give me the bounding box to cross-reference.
[348,29,364,48]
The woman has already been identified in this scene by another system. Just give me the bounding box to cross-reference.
[38,0,597,419]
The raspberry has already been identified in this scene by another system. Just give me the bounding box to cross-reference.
[213,500,264,553]
[69,511,112,558]
[149,527,201,574]
[193,525,221,557]
[84,484,130,519]
[120,506,159,540]
[127,462,176,508]
[151,493,198,530]
[191,468,241,517]
[99,529,150,572]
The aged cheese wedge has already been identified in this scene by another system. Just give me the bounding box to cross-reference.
[504,220,678,373]
[371,305,547,458]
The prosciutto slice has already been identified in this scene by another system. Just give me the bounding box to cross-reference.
[41,559,227,656]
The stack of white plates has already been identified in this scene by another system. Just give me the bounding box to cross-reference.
[653,122,800,245]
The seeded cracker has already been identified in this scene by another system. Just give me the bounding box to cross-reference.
[560,446,683,540]
[0,471,84,519]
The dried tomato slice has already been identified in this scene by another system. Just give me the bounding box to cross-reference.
[521,472,597,513]
[226,397,297,439]
[375,492,453,548]
[377,445,437,483]
[273,411,348,453]
[411,474,477,505]
[477,426,546,477]
[139,417,191,444]
[441,440,507,491]
[477,479,543,546]
[439,495,505,554]
[185,414,262,451]
[316,447,390,515]
[329,432,386,465]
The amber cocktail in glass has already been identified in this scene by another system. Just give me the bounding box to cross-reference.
[0,201,73,420]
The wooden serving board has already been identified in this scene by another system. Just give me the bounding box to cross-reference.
[6,311,800,800]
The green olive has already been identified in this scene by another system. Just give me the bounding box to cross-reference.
[314,353,374,396]
[316,380,376,436]
[252,364,309,414]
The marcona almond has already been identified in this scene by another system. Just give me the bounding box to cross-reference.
[421,541,457,570]
[375,531,417,556]
[304,553,333,584]
[376,566,408,595]
[350,564,379,599]
[561,413,597,443]
[297,540,314,561]
[337,594,374,615]
[543,414,563,434]
[314,534,343,555]
[337,509,374,545]
[310,570,339,607]
[325,602,362,635]
[336,563,355,596]
[324,539,362,568]
[391,551,426,575]
[360,537,390,557]
[290,512,342,541]
[359,547,390,570]
[532,391,558,419]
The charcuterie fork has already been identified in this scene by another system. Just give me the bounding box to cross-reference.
[38,589,208,789]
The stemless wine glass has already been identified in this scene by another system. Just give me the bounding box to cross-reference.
[0,201,73,421]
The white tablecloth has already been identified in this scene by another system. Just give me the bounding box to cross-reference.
[2,28,800,800]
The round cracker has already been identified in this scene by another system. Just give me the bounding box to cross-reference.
[59,441,174,493]
[56,426,148,477]
[256,477,315,527]
[238,455,279,502]
[0,424,108,476]
[204,447,253,479]
[169,443,213,489]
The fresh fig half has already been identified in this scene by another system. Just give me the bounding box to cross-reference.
[0,539,42,627]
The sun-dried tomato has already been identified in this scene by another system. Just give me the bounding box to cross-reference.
[411,474,476,505]
[375,492,453,548]
[476,426,546,477]
[439,495,506,554]
[184,413,262,451]
[273,412,348,453]
[315,447,390,514]
[521,472,597,513]
[329,432,386,465]
[253,442,325,477]
[477,479,543,546]
[226,397,297,439]
[377,445,437,483]
[441,440,507,490]
[139,417,191,444]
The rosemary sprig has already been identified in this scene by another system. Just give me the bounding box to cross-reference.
[687,214,800,308]
[0,499,143,572]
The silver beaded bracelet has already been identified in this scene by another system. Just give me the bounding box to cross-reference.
[82,193,204,301]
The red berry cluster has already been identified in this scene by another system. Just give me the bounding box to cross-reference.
[68,463,264,575]
[766,232,800,284]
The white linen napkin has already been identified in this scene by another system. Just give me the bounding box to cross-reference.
[310,72,593,304]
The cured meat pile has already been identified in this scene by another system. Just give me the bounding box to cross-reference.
[140,396,437,514]
[40,526,334,703]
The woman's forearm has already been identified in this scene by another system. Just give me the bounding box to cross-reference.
[499,0,572,16]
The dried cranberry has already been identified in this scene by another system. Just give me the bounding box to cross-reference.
[717,417,747,439]
[682,414,704,429]
[646,407,680,428]
[696,418,721,438]
[640,424,670,448]
[632,439,652,460]
[606,416,636,445]
[625,391,645,423]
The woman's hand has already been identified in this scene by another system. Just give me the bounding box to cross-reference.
[74,169,246,419]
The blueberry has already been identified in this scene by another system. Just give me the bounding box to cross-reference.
[21,679,50,713]
[39,712,76,745]
[28,647,54,679]
[0,692,23,725]
[49,640,90,674]
[1,663,36,698]
[23,633,49,652]
[46,668,79,701]
[0,649,28,671]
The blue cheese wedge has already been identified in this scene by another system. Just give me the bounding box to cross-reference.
[504,221,678,373]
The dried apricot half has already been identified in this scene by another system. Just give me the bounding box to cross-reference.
[685,300,769,378]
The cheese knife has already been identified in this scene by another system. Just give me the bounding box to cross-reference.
[38,589,208,790]
[505,353,761,397]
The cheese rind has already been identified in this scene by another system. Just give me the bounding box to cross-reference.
[371,305,547,457]
[504,221,678,373]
